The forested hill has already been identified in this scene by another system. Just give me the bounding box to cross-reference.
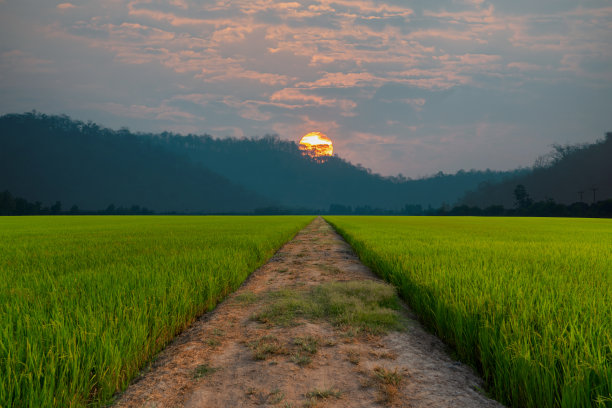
[1,112,524,212]
[460,134,612,208]
[148,130,523,210]
[0,113,269,213]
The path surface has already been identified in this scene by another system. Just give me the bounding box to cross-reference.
[115,217,503,408]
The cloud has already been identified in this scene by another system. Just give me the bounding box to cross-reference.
[296,72,382,88]
[423,4,497,23]
[98,102,196,122]
[0,50,54,74]
[269,88,357,116]
[126,6,210,27]
[507,62,543,71]
[1,0,611,176]
[56,3,76,10]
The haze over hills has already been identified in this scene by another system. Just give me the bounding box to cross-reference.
[0,113,269,213]
[149,130,525,210]
[1,112,609,214]
[0,112,523,213]
[460,134,612,208]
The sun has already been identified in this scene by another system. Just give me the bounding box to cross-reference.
[299,131,333,159]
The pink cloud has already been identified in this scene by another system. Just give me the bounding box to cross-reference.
[56,3,76,10]
[388,68,471,89]
[423,4,498,25]
[507,62,543,71]
[319,0,413,18]
[169,0,188,10]
[270,88,357,114]
[456,53,501,65]
[198,67,292,86]
[211,25,255,44]
[408,28,487,43]
[127,4,210,26]
[270,88,338,107]
[296,72,382,88]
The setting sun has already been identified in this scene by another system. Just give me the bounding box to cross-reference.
[299,131,333,158]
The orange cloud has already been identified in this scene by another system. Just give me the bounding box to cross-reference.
[507,62,543,71]
[270,88,357,114]
[56,3,76,10]
[127,5,210,26]
[296,72,382,88]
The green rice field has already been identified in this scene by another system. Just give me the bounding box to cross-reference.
[0,215,312,407]
[326,216,612,408]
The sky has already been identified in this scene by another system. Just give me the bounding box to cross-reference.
[1,0,611,177]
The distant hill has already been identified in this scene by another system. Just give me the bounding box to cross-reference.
[0,113,269,213]
[149,131,524,210]
[461,134,612,208]
[0,112,526,213]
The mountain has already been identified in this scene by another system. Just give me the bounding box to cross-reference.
[149,131,524,210]
[0,112,526,213]
[460,134,612,208]
[0,112,269,213]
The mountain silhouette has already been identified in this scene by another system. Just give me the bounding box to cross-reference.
[149,129,524,210]
[0,112,269,213]
[0,112,536,213]
[460,133,612,207]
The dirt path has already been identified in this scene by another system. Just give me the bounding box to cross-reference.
[115,217,503,408]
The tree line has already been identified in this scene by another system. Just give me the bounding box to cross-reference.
[1,112,609,213]
[3,187,610,217]
[0,112,268,213]
[460,133,612,207]
[0,191,154,215]
[326,184,612,217]
[150,129,526,210]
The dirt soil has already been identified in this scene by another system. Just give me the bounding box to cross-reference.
[115,217,504,408]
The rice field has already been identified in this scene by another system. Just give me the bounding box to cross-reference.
[326,216,612,408]
[0,215,313,407]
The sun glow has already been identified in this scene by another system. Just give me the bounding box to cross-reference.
[299,131,333,158]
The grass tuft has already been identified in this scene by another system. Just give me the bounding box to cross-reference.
[234,291,258,304]
[254,280,403,334]
[373,366,402,386]
[192,363,218,379]
[305,388,342,399]
[268,388,285,404]
[372,366,402,405]
[294,336,319,354]
[249,335,287,360]
[291,353,312,366]
[206,338,221,348]
[246,387,285,405]
[346,349,361,365]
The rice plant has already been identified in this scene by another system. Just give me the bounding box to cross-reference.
[0,215,312,407]
[326,216,612,408]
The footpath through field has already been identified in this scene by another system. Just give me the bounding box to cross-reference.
[115,217,503,408]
